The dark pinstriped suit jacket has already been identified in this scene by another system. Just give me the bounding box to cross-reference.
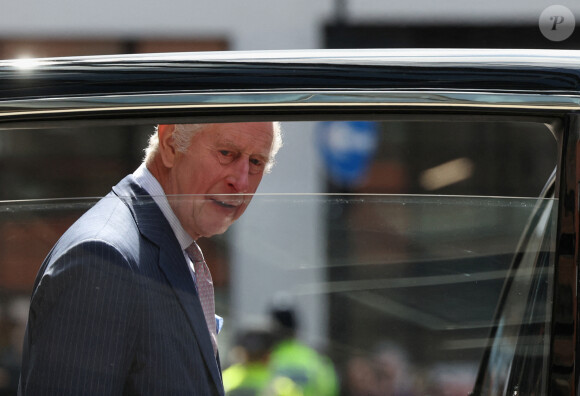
[19,175,224,395]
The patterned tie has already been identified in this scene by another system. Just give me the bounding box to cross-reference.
[186,242,218,356]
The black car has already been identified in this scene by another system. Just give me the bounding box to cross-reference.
[0,49,577,395]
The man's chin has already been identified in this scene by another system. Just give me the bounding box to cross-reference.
[198,221,233,239]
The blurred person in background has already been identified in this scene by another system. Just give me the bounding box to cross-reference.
[343,355,377,396]
[343,342,417,396]
[266,301,339,396]
[371,342,417,396]
[424,363,476,396]
[223,328,275,395]
[223,326,304,396]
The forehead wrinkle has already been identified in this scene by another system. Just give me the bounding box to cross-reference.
[217,135,272,160]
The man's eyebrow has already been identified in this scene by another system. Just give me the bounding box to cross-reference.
[252,153,270,164]
[218,138,270,159]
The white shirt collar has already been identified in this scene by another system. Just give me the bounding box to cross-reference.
[133,163,193,250]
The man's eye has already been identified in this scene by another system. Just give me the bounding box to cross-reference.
[249,158,265,174]
[218,150,234,163]
[250,158,262,166]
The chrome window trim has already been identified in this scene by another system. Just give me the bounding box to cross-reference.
[0,90,578,119]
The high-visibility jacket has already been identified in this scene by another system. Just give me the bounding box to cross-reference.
[224,361,304,396]
[267,339,339,396]
[223,362,271,396]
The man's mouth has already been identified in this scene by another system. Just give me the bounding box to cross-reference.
[212,196,243,209]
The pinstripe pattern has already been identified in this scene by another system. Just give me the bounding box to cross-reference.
[19,175,224,395]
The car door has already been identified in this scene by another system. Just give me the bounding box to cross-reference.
[0,49,577,395]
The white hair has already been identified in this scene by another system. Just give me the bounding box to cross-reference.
[144,122,282,173]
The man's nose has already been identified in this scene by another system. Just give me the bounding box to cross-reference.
[226,158,250,192]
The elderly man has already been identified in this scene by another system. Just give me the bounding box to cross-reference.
[18,122,281,396]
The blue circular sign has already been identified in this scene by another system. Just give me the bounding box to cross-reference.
[317,121,379,188]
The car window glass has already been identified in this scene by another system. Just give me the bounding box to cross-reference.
[475,194,556,395]
[0,118,558,395]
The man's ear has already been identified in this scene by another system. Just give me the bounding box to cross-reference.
[158,124,177,168]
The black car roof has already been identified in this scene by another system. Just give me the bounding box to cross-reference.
[1,49,580,100]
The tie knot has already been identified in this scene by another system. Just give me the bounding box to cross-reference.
[186,242,205,263]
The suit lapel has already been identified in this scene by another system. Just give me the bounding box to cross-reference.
[158,249,224,389]
[112,175,224,394]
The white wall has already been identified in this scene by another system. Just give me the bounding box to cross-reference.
[0,0,333,50]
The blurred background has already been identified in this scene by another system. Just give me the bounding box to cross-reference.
[0,0,578,54]
[0,1,576,394]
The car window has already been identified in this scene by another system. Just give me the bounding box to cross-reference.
[474,174,556,395]
[0,117,558,395]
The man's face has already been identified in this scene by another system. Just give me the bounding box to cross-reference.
[162,122,275,239]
